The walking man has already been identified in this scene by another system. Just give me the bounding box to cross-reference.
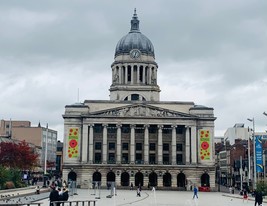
[192,186,198,199]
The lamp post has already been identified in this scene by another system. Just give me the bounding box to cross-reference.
[247,127,251,187]
[43,123,48,188]
[225,137,229,186]
[247,118,256,189]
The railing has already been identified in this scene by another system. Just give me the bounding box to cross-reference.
[51,200,97,206]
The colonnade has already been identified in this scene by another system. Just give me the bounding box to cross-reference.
[112,64,157,85]
[81,124,198,166]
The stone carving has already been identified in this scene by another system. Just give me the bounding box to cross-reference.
[113,72,119,83]
[92,105,189,118]
[151,70,156,84]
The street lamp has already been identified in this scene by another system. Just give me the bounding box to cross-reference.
[224,137,229,186]
[247,118,256,189]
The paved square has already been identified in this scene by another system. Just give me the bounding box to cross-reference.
[36,188,256,206]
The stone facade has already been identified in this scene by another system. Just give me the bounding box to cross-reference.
[62,10,216,191]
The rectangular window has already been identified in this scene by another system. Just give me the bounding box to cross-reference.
[163,154,170,164]
[109,142,115,150]
[149,154,156,164]
[163,126,172,134]
[95,142,102,150]
[122,125,130,133]
[94,153,101,163]
[108,153,115,163]
[135,153,142,164]
[149,125,157,134]
[107,124,116,133]
[176,154,183,165]
[163,143,169,151]
[94,124,102,133]
[176,144,183,151]
[122,153,129,163]
[176,126,184,134]
[149,143,156,151]
[136,143,142,151]
[122,143,129,150]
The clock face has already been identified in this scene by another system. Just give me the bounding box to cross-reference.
[130,49,141,59]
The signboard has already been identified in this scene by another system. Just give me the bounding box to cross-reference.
[255,135,263,173]
[68,128,79,158]
[200,130,211,160]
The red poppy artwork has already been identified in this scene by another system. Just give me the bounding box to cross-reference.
[68,128,79,158]
[199,130,210,160]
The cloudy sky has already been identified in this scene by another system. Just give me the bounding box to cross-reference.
[1,0,266,141]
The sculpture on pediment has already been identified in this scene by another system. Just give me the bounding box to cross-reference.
[97,106,186,118]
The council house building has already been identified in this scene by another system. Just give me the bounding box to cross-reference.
[62,10,216,190]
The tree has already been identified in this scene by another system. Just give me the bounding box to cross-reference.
[0,140,39,170]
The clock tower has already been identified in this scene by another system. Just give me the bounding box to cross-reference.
[109,9,160,101]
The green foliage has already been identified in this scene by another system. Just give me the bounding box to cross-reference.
[256,181,267,196]
[9,168,24,188]
[0,166,9,189]
[0,166,26,190]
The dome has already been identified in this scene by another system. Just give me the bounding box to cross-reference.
[115,10,155,58]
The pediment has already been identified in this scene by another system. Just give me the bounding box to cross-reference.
[90,104,196,118]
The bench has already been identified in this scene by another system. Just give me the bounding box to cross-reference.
[51,200,97,206]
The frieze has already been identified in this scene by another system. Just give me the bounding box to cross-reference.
[90,105,194,118]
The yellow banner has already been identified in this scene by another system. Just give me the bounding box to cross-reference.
[68,128,79,158]
[200,130,210,160]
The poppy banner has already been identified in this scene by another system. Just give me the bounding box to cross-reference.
[200,130,211,160]
[68,128,79,158]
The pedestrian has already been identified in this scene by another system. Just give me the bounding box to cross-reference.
[49,186,60,206]
[192,186,198,199]
[136,187,141,197]
[229,186,232,194]
[59,188,69,201]
[243,189,248,203]
[35,185,40,194]
[255,190,263,206]
[130,182,133,190]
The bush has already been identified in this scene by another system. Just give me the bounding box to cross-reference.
[0,166,9,189]
[5,181,15,189]
[256,181,267,196]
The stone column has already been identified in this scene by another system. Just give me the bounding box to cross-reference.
[82,124,89,162]
[185,126,190,164]
[125,65,128,84]
[148,66,152,84]
[130,125,136,164]
[116,124,122,163]
[144,125,149,164]
[119,65,122,84]
[131,66,134,85]
[137,65,140,84]
[88,124,94,164]
[143,66,146,83]
[191,126,197,164]
[103,124,108,164]
[171,125,177,165]
[157,125,163,164]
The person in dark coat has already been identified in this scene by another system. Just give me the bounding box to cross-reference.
[255,190,263,206]
[49,187,59,206]
[59,188,69,201]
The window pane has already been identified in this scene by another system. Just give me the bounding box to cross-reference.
[149,143,156,151]
[136,143,142,151]
[163,143,169,151]
[176,144,182,151]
